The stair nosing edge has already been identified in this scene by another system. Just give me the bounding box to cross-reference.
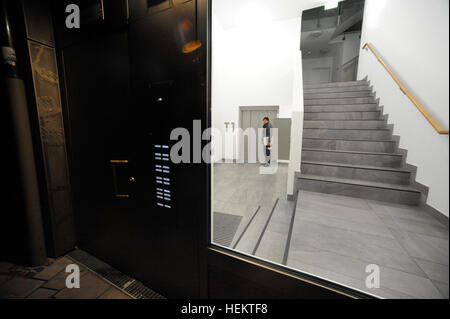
[301,148,403,156]
[298,174,421,193]
[304,128,391,131]
[303,137,397,143]
[301,161,411,173]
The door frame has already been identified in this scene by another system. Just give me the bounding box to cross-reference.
[203,0,374,299]
[239,105,280,130]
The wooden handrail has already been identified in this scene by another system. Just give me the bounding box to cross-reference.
[363,43,449,135]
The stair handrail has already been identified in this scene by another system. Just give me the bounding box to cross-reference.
[363,43,449,135]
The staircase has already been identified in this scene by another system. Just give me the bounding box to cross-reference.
[297,80,425,205]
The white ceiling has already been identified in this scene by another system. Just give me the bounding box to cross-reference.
[213,0,328,29]
[301,3,364,59]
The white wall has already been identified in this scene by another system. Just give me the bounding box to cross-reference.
[358,0,449,216]
[212,11,303,159]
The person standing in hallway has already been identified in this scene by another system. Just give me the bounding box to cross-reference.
[263,117,273,167]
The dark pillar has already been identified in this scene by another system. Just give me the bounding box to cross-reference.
[0,0,47,266]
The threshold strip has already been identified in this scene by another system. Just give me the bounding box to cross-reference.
[232,206,261,250]
[67,249,165,299]
[252,198,280,256]
[282,191,300,266]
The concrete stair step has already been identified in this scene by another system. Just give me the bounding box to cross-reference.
[304,120,387,130]
[304,104,380,113]
[297,174,421,205]
[254,199,295,264]
[302,148,404,168]
[234,201,278,256]
[300,79,426,207]
[304,91,374,100]
[304,85,371,94]
[301,161,412,185]
[303,128,392,141]
[303,138,397,153]
[304,111,382,120]
[305,97,376,105]
[304,81,368,89]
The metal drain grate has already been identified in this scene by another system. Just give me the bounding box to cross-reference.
[213,212,243,247]
[67,249,165,299]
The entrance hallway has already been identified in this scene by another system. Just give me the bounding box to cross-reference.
[213,164,449,299]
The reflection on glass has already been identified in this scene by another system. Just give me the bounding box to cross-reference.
[182,40,202,54]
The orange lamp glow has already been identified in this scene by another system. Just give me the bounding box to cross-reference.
[182,40,202,54]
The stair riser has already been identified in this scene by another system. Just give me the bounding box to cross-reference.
[301,163,411,185]
[297,178,421,205]
[304,85,371,94]
[304,112,382,120]
[304,120,387,129]
[303,139,397,153]
[304,129,392,141]
[304,81,368,89]
[305,97,376,105]
[304,91,373,99]
[302,150,404,168]
[304,104,379,112]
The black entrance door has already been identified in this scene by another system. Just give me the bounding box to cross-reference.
[60,0,207,298]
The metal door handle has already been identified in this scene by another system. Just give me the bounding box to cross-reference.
[110,160,133,199]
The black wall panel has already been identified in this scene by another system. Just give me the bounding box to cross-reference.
[128,0,206,297]
[53,0,129,49]
[60,0,207,297]
[62,30,139,287]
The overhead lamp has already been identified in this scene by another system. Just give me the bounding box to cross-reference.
[311,30,323,38]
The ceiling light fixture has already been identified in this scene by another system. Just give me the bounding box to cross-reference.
[311,30,323,38]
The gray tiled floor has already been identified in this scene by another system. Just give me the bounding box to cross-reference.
[213,163,449,299]
[0,257,132,299]
[213,163,288,253]
[54,272,112,299]
[0,277,44,299]
[287,190,449,299]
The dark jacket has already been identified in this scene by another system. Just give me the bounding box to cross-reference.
[263,123,272,142]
